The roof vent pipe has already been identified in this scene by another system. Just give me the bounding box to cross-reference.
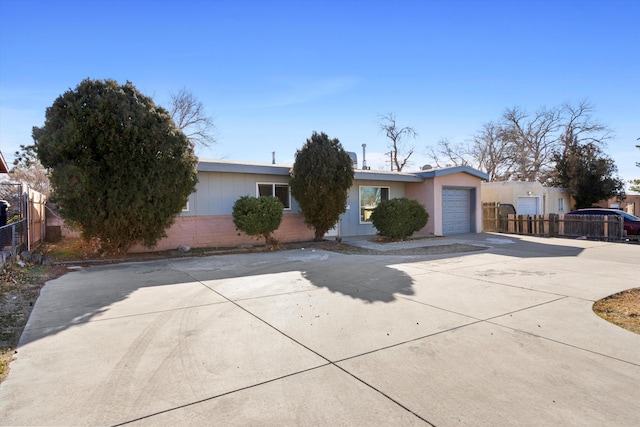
[362,143,367,170]
[272,151,276,164]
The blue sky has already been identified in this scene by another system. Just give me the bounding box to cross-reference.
[1,0,638,186]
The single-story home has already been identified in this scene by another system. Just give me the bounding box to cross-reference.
[595,194,640,217]
[481,181,572,216]
[137,159,489,252]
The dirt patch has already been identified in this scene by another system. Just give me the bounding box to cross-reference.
[593,288,640,335]
[316,241,486,256]
[0,263,68,383]
[36,237,486,263]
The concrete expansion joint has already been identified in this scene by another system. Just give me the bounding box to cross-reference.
[111,364,333,426]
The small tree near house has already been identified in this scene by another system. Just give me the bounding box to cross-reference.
[552,134,625,209]
[290,131,354,241]
[232,196,283,247]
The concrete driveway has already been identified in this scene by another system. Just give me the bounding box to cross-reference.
[1,234,639,426]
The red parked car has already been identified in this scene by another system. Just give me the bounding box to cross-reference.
[566,208,640,235]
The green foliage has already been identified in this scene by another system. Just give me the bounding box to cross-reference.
[553,138,625,209]
[370,198,429,240]
[34,78,198,253]
[632,144,640,193]
[12,144,38,168]
[290,132,354,241]
[232,196,283,246]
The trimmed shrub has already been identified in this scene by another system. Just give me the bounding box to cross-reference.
[370,197,429,240]
[232,196,284,247]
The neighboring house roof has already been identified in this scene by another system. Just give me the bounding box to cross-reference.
[0,151,9,174]
[198,159,290,176]
[417,165,489,181]
[354,169,423,182]
[197,159,486,182]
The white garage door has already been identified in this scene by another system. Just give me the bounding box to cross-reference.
[442,188,471,235]
[517,197,539,215]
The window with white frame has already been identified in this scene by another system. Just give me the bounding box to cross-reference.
[257,183,291,209]
[359,186,389,223]
[558,198,564,212]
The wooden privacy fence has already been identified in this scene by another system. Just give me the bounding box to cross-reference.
[27,187,46,250]
[483,203,499,232]
[484,212,625,240]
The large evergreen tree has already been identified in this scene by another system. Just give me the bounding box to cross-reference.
[553,133,625,209]
[290,131,354,241]
[34,78,198,253]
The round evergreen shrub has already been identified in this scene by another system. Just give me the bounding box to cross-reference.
[34,78,198,253]
[370,197,429,240]
[232,196,284,246]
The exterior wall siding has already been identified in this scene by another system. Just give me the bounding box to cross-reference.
[338,180,406,237]
[184,171,299,216]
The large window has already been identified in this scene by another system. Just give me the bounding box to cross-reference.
[257,183,291,209]
[360,186,389,223]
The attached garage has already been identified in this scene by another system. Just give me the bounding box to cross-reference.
[442,188,472,235]
[406,165,489,238]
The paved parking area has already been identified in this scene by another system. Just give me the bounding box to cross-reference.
[1,234,639,426]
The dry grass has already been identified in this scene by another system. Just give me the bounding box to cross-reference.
[0,263,68,382]
[593,288,640,335]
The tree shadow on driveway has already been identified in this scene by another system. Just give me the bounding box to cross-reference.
[18,249,419,347]
[18,235,589,347]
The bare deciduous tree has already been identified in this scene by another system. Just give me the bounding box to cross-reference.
[10,161,52,197]
[560,100,612,154]
[11,144,52,196]
[378,113,417,171]
[426,100,611,184]
[630,139,640,192]
[470,121,513,181]
[500,105,563,183]
[425,138,470,168]
[169,88,216,148]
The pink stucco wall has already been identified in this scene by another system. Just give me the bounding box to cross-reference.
[130,213,315,253]
[406,172,483,236]
[405,180,435,234]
